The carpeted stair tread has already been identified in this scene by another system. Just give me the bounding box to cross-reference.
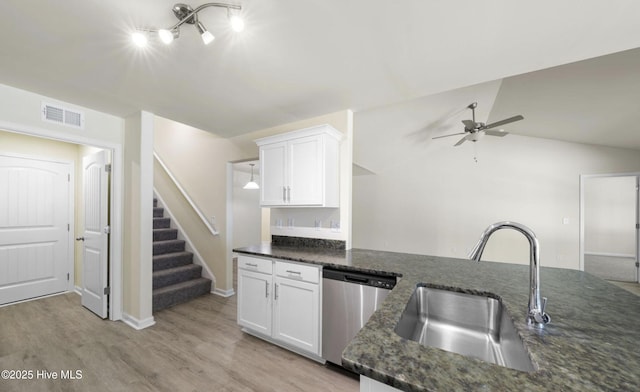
[152,196,209,313]
[153,239,186,255]
[153,228,178,241]
[153,251,193,271]
[153,207,165,218]
[153,278,211,312]
[153,264,203,289]
[153,217,171,229]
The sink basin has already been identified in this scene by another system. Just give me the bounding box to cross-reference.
[394,284,535,372]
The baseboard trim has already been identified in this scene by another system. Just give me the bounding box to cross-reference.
[240,327,325,364]
[213,287,235,297]
[122,313,156,330]
[74,286,82,296]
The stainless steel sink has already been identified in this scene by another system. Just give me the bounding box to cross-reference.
[394,284,535,372]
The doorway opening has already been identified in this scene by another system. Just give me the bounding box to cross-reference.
[0,125,123,321]
[226,159,268,293]
[580,173,640,286]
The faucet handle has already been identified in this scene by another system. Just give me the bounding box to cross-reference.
[540,297,551,324]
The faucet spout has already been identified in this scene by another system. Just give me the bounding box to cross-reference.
[468,221,551,327]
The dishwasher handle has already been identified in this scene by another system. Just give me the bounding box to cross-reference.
[344,274,369,284]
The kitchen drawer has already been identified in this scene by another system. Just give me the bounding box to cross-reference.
[238,255,273,274]
[275,261,320,284]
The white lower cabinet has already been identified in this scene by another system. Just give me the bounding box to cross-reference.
[273,275,320,354]
[237,268,272,336]
[237,255,322,358]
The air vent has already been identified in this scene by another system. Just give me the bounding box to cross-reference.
[41,102,85,129]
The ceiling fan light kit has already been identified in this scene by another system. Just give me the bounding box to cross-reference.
[132,2,244,48]
[432,102,524,147]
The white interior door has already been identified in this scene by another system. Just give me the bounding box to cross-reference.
[0,154,71,305]
[584,175,639,282]
[80,150,109,318]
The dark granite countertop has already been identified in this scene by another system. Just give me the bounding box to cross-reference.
[233,245,640,392]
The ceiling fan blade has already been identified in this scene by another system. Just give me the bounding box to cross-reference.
[484,130,509,137]
[483,115,524,130]
[454,136,467,146]
[432,132,465,140]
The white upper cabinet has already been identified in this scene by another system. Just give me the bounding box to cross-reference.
[256,125,342,207]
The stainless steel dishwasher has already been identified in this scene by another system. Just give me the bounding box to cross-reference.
[322,268,396,366]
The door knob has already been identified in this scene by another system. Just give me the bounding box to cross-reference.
[76,237,85,241]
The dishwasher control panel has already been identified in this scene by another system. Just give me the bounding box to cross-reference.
[323,268,397,290]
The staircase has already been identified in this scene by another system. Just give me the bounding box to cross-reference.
[153,198,211,312]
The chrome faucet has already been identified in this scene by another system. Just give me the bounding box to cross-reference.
[469,221,551,327]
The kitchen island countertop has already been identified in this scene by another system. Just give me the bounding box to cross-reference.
[234,244,640,391]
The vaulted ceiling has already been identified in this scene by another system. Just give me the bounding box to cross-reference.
[1,0,639,145]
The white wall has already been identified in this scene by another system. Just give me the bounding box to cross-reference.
[353,83,640,270]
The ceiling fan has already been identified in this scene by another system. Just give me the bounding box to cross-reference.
[432,102,524,146]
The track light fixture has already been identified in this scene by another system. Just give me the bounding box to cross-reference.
[132,2,243,47]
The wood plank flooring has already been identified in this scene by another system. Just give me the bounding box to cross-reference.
[0,290,358,391]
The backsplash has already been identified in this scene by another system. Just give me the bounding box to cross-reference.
[271,235,346,250]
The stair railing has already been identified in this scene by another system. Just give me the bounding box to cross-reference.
[153,152,219,236]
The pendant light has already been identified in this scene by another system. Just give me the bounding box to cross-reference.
[243,163,259,189]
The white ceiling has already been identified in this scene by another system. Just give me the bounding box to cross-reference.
[1,0,639,142]
[489,47,640,150]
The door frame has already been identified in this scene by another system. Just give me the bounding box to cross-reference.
[0,120,123,321]
[579,172,640,283]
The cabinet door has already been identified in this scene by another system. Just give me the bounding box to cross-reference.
[260,141,287,206]
[273,276,320,355]
[288,135,323,205]
[237,269,272,336]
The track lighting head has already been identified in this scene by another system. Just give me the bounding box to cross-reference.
[131,31,148,47]
[132,2,243,47]
[158,28,179,44]
[196,21,215,45]
[228,9,245,32]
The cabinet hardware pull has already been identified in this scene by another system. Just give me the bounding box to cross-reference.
[283,186,287,203]
[274,283,278,300]
[287,186,291,202]
[246,263,258,267]
[286,270,301,275]
[265,281,269,298]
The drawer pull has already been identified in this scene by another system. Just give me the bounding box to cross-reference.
[265,281,269,298]
[246,263,258,267]
[285,270,301,275]
[274,283,279,300]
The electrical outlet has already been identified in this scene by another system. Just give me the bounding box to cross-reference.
[314,219,322,230]
[276,219,283,229]
[288,218,294,229]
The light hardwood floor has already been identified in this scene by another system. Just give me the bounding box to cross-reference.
[607,280,640,296]
[0,290,358,391]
